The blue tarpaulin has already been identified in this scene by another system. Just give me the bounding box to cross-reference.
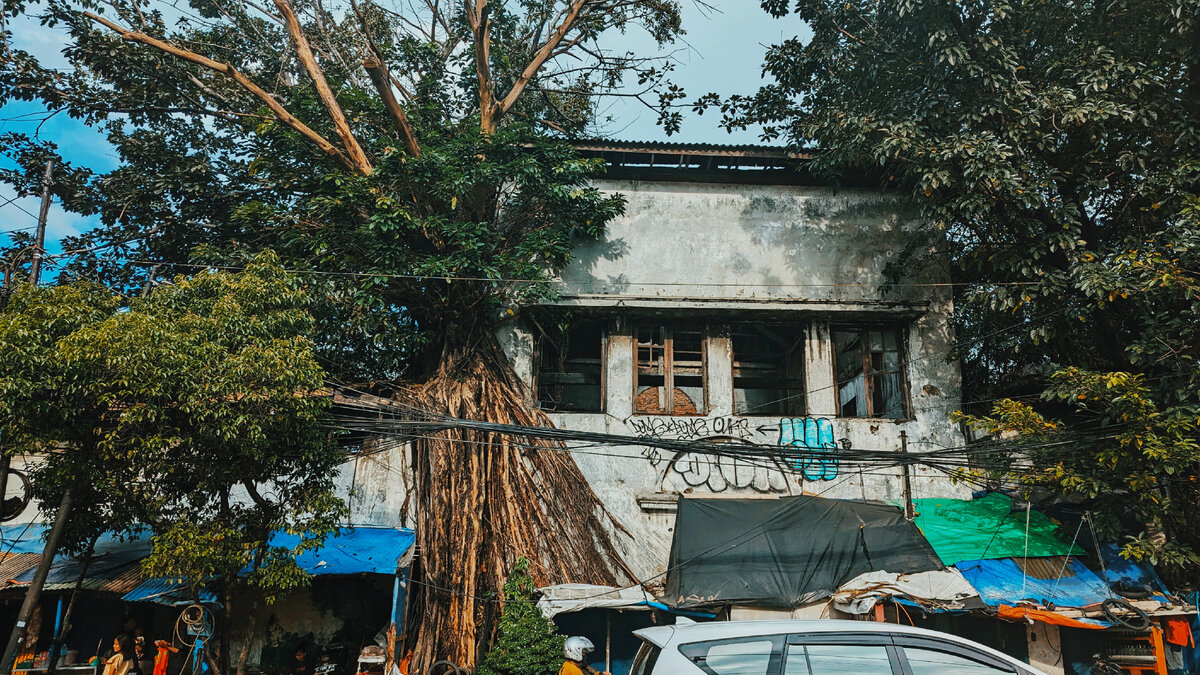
[1098,543,1171,602]
[123,577,222,605]
[122,526,414,605]
[955,557,1111,610]
[13,535,152,586]
[0,524,50,555]
[267,526,415,576]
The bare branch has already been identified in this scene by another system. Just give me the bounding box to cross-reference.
[350,0,421,156]
[497,0,587,117]
[469,0,499,132]
[84,11,360,173]
[271,0,374,174]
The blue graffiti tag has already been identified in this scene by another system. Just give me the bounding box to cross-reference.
[779,417,838,481]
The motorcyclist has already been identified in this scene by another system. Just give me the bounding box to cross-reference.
[558,636,608,675]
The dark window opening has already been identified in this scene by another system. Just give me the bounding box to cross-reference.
[536,321,603,412]
[833,327,908,419]
[635,324,705,415]
[732,326,806,416]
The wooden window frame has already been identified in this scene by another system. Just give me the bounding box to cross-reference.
[730,324,807,417]
[633,323,708,416]
[533,319,607,413]
[831,325,912,420]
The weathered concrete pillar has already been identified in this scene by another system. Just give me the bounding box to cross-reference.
[805,322,837,417]
[706,326,733,416]
[606,318,634,419]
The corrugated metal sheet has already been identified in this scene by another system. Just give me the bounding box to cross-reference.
[1015,556,1078,580]
[0,553,40,586]
[123,577,219,605]
[41,565,144,594]
[573,139,810,159]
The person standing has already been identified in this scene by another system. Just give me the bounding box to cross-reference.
[152,640,179,675]
[101,636,134,675]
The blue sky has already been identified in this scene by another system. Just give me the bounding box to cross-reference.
[0,2,810,258]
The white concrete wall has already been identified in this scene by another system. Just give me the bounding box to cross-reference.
[511,179,971,583]
[332,177,972,585]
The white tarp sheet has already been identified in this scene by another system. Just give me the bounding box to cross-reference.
[537,583,656,618]
[831,569,981,614]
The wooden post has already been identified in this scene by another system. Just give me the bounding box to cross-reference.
[900,431,914,520]
[605,612,611,674]
[46,538,96,674]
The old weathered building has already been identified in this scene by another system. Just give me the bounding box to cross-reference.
[342,141,972,582]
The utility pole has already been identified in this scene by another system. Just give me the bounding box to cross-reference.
[0,158,64,673]
[0,490,72,673]
[900,430,914,521]
[29,158,55,285]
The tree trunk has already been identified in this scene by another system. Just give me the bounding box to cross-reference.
[404,333,633,672]
[235,594,260,675]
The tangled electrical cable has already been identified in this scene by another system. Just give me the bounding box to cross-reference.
[324,385,1122,484]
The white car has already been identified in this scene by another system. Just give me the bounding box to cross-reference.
[629,619,1047,675]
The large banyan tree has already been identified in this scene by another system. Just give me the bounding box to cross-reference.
[0,0,683,668]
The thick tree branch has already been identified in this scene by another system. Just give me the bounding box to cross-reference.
[468,0,498,132]
[351,0,421,157]
[497,0,587,117]
[83,12,360,173]
[362,58,422,157]
[271,0,373,174]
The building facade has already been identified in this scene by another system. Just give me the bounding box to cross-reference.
[343,141,973,583]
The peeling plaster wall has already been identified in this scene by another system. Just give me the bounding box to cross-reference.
[334,178,972,586]
[558,180,938,304]
[507,179,971,583]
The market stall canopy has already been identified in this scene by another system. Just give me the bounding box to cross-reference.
[664,495,943,609]
[12,535,151,593]
[266,525,415,576]
[955,556,1110,609]
[537,584,658,618]
[910,494,1083,565]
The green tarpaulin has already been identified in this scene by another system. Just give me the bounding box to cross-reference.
[910,493,1084,565]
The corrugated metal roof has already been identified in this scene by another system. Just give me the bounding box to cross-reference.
[41,565,144,594]
[573,139,811,159]
[123,577,220,605]
[0,553,40,586]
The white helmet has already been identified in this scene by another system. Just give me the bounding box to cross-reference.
[563,636,595,661]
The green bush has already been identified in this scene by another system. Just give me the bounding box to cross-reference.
[477,558,565,675]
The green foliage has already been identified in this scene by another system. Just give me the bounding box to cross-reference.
[0,0,680,380]
[712,0,1200,582]
[477,558,566,675]
[0,253,347,596]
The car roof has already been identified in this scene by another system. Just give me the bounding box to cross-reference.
[633,619,1041,673]
[635,619,963,647]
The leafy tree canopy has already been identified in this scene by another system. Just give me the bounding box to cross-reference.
[706,0,1200,579]
[0,252,345,598]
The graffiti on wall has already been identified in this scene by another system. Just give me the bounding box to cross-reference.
[628,416,841,492]
[780,417,839,481]
[641,437,793,493]
[627,416,753,441]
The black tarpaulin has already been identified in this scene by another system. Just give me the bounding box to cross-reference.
[663,495,944,609]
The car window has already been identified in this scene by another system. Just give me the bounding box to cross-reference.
[784,644,895,674]
[705,640,775,675]
[630,642,661,675]
[902,646,1014,675]
[679,638,781,675]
